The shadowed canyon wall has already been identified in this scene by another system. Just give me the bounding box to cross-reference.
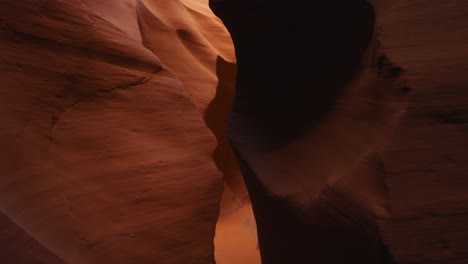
[211,0,468,263]
[211,0,406,263]
[1,0,468,264]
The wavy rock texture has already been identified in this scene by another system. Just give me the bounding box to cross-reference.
[1,0,468,264]
[378,1,468,264]
[0,0,244,263]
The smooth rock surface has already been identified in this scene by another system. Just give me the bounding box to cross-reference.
[0,0,236,263]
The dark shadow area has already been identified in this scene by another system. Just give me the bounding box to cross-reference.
[0,212,65,264]
[210,0,376,146]
[209,1,397,263]
[231,144,394,264]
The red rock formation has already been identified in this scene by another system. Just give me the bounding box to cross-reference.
[378,1,468,263]
[0,212,65,263]
[0,0,238,263]
[2,0,468,263]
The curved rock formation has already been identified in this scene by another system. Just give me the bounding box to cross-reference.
[0,0,238,263]
[210,0,410,263]
[211,0,468,263]
[2,0,468,263]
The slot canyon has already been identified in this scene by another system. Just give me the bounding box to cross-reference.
[1,0,468,263]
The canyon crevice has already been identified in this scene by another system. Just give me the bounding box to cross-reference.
[1,0,468,264]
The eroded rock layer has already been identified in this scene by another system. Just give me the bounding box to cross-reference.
[1,0,468,263]
[379,1,468,263]
[0,0,235,263]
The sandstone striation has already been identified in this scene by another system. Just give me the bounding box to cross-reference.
[1,0,468,263]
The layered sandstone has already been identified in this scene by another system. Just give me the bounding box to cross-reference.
[1,0,468,264]
[0,1,237,263]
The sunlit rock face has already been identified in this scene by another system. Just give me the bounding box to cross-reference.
[0,0,237,263]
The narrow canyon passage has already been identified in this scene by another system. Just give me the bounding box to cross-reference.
[210,0,468,263]
[210,0,405,263]
[1,0,468,263]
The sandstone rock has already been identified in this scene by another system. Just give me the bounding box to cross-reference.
[0,1,233,263]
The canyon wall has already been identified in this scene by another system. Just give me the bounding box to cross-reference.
[211,0,468,263]
[0,0,235,263]
[1,0,467,264]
